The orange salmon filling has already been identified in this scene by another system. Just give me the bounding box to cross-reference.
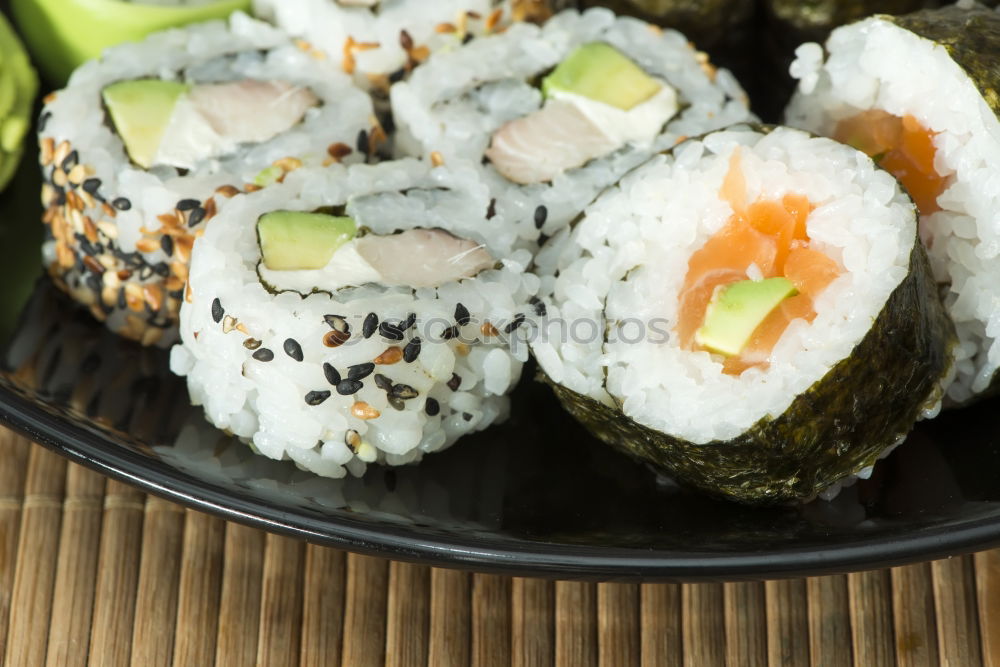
[677,152,842,375]
[834,110,945,214]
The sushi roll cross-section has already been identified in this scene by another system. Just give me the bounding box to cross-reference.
[37,13,376,347]
[786,4,1000,403]
[391,7,754,242]
[171,159,540,478]
[532,126,955,503]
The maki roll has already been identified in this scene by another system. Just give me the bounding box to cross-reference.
[786,4,1000,402]
[390,7,754,241]
[532,126,955,503]
[38,13,375,346]
[170,160,539,478]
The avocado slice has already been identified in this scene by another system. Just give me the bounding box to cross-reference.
[695,277,798,357]
[257,211,358,271]
[541,42,661,111]
[103,79,189,169]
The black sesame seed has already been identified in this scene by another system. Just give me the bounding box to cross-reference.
[454,303,470,326]
[348,363,375,381]
[530,296,547,317]
[356,129,369,154]
[374,374,393,392]
[160,234,174,257]
[363,312,379,338]
[399,29,414,50]
[324,314,350,334]
[403,338,421,363]
[403,312,416,330]
[85,274,102,294]
[176,198,200,211]
[447,374,461,391]
[153,262,170,277]
[486,198,497,220]
[117,288,127,310]
[323,362,341,385]
[283,338,304,361]
[388,68,406,84]
[534,205,547,229]
[61,150,79,172]
[112,197,131,211]
[425,398,440,416]
[504,314,526,334]
[305,390,331,406]
[379,321,404,341]
[462,32,474,44]
[82,178,102,195]
[187,207,206,227]
[253,348,274,362]
[39,111,51,133]
[211,298,224,323]
[391,383,418,400]
[462,412,473,421]
[442,326,459,341]
[336,379,364,396]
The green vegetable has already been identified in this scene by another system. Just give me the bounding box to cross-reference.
[696,277,798,356]
[542,42,661,111]
[102,80,190,170]
[11,0,251,85]
[0,13,37,192]
[257,212,358,271]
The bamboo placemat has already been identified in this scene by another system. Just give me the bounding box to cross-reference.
[1,427,997,667]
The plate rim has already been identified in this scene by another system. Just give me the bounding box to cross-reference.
[3,381,1000,582]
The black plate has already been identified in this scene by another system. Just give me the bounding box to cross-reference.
[2,159,1000,582]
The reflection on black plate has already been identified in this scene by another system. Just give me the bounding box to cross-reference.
[1,87,999,582]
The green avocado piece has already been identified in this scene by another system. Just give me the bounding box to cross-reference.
[696,277,798,356]
[257,212,358,271]
[541,42,661,111]
[103,80,190,169]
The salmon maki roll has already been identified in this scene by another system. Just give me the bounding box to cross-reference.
[786,4,1000,404]
[531,126,955,503]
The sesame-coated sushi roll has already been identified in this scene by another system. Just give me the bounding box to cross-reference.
[39,12,376,347]
[390,8,755,244]
[170,160,539,478]
[786,4,1000,404]
[532,126,955,503]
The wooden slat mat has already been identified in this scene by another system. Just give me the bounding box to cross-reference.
[1,429,998,667]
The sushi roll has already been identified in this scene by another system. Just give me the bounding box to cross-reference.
[38,12,376,347]
[390,7,755,242]
[170,160,540,478]
[785,4,1000,403]
[532,126,955,503]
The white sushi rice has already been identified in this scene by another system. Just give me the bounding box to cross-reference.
[389,8,755,243]
[533,126,928,443]
[171,159,539,478]
[786,12,1000,402]
[39,12,374,345]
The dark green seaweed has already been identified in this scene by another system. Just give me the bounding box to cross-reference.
[542,236,956,505]
[579,0,756,50]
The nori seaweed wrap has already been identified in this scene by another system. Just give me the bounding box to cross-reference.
[531,125,955,504]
